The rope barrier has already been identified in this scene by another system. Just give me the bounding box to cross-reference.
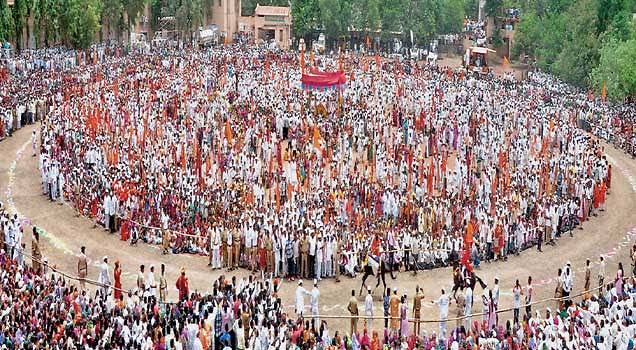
[6,236,131,296]
[302,275,628,325]
[4,226,631,326]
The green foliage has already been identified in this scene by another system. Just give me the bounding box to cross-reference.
[514,0,636,95]
[436,0,464,34]
[102,0,125,40]
[408,0,438,45]
[485,0,503,17]
[597,0,626,34]
[172,0,203,40]
[59,0,101,49]
[0,0,14,42]
[12,0,28,50]
[351,0,380,32]
[319,0,351,41]
[592,37,636,101]
[291,0,320,39]
[34,0,62,47]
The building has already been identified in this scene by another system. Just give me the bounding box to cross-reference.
[128,1,291,49]
[211,0,242,41]
[240,5,292,49]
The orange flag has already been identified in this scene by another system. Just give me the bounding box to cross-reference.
[224,119,233,144]
[300,50,305,74]
[601,81,607,102]
[181,146,187,171]
[313,125,321,149]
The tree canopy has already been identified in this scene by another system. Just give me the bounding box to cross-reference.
[512,0,636,100]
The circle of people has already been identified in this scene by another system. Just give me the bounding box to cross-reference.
[33,46,612,283]
[0,45,634,350]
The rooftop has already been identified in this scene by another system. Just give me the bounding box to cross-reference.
[254,5,290,17]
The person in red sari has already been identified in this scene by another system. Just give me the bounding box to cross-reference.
[114,260,123,301]
[176,267,189,301]
[120,220,130,241]
[607,164,612,193]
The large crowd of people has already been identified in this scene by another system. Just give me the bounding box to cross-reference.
[1,43,636,349]
[1,198,636,349]
[30,45,617,285]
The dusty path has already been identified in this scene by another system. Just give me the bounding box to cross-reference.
[1,124,635,333]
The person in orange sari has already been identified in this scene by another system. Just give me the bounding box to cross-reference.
[114,260,123,301]
[370,331,380,350]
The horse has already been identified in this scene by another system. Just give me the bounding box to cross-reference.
[452,262,487,297]
[359,253,393,296]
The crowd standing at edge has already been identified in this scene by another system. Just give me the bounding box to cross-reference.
[2,198,636,349]
[30,45,618,285]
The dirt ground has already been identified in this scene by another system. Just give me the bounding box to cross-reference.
[1,123,635,334]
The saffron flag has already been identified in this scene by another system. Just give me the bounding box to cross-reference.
[224,119,233,144]
[601,81,607,102]
[313,125,322,149]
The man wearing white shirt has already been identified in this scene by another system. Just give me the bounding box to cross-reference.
[598,255,606,289]
[432,288,451,340]
[211,225,221,269]
[464,281,473,330]
[295,280,310,316]
[315,236,324,280]
[147,265,157,298]
[98,256,111,299]
[310,280,320,325]
[364,288,374,330]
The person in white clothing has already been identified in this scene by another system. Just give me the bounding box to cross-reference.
[364,288,374,329]
[432,288,451,340]
[464,280,473,330]
[98,256,111,299]
[310,279,320,325]
[295,280,310,316]
[147,265,157,298]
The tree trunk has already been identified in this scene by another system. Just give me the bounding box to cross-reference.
[26,10,35,49]
[123,10,129,44]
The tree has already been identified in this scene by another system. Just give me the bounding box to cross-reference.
[592,38,636,101]
[485,0,503,17]
[34,0,62,47]
[101,0,125,41]
[318,0,351,45]
[0,0,14,43]
[552,0,599,86]
[172,0,203,42]
[597,0,626,34]
[12,0,28,50]
[243,0,288,16]
[436,0,464,34]
[291,0,320,40]
[351,0,380,32]
[378,0,404,39]
[123,0,148,35]
[401,0,438,46]
[59,0,101,49]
